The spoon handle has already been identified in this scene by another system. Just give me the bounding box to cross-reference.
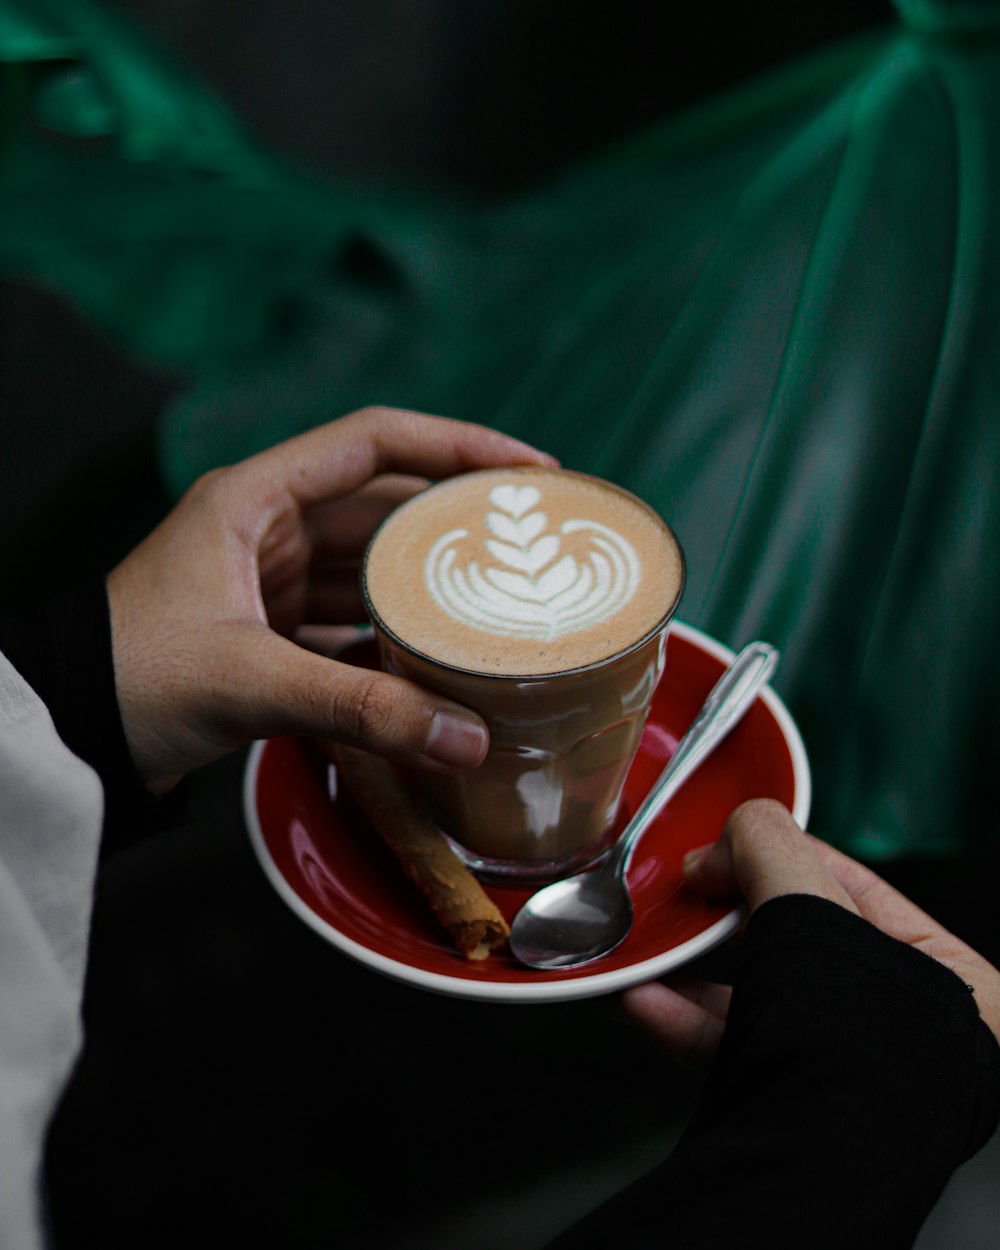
[608,640,780,877]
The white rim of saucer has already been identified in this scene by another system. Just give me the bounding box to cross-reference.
[243,619,812,1005]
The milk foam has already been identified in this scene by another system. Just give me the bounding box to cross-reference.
[424,484,641,642]
[364,468,683,676]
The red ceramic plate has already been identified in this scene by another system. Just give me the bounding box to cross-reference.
[244,621,810,1002]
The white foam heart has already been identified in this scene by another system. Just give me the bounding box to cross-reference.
[487,510,547,546]
[489,484,541,519]
[486,534,560,576]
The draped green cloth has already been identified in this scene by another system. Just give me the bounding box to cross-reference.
[3,0,998,862]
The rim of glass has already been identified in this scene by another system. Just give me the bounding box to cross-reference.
[360,467,687,682]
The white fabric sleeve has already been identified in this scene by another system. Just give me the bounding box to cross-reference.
[0,651,104,1250]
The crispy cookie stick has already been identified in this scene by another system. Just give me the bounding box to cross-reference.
[325,742,509,960]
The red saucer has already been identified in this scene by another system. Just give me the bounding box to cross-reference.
[244,621,810,1002]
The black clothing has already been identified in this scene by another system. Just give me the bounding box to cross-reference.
[553,894,1000,1249]
[0,580,185,855]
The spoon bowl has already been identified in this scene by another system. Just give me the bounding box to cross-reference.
[507,868,637,969]
[509,641,779,970]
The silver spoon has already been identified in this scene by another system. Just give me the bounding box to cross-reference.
[509,640,780,969]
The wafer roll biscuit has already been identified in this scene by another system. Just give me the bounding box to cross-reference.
[325,742,509,960]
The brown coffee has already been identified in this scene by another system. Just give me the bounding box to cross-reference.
[363,468,685,881]
[364,467,683,676]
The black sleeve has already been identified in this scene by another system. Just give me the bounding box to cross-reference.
[0,579,187,856]
[549,893,1000,1250]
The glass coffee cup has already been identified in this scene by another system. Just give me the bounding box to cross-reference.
[362,466,684,884]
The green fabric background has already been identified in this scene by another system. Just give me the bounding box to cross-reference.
[3,0,998,862]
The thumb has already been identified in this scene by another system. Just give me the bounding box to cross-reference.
[216,628,488,770]
[682,798,858,915]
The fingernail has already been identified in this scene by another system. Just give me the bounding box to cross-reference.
[424,709,488,767]
[682,845,711,874]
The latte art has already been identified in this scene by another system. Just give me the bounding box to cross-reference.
[363,466,683,676]
[424,484,641,641]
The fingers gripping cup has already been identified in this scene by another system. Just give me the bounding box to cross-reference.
[362,467,685,883]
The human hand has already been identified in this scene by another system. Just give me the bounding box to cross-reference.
[622,798,1000,1067]
[107,407,556,792]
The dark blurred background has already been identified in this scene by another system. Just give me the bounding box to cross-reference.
[103,0,891,193]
